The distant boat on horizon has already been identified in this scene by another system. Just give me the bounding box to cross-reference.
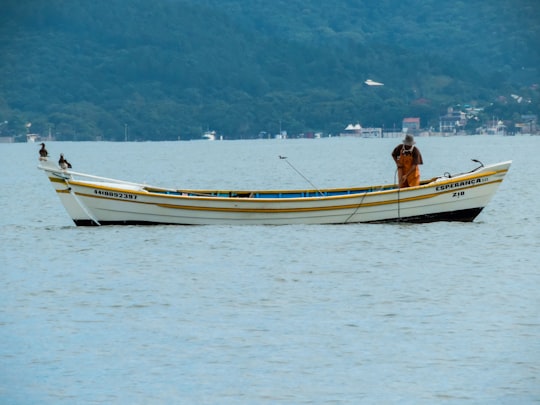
[27,133,40,143]
[202,130,217,141]
[340,123,382,138]
[478,120,506,136]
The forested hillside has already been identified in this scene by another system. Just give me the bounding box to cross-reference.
[0,0,538,140]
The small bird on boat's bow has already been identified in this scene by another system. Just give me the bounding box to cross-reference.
[39,143,48,161]
[58,153,72,169]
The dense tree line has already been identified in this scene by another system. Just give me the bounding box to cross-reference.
[0,0,538,141]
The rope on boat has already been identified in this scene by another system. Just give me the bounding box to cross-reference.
[396,168,401,221]
[69,188,101,226]
[343,190,370,224]
[61,177,102,226]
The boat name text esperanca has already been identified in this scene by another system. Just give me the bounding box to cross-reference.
[435,177,488,192]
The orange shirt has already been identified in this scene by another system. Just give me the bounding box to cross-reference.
[392,144,423,187]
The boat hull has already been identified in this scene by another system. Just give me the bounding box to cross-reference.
[39,160,511,226]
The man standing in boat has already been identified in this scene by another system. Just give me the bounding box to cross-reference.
[392,133,423,188]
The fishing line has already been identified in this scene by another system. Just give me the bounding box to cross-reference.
[395,167,401,221]
[279,156,324,197]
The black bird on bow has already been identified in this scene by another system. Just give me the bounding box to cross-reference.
[58,153,72,169]
[39,143,48,160]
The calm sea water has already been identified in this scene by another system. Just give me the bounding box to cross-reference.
[1,136,539,404]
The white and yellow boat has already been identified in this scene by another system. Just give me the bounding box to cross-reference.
[38,158,511,226]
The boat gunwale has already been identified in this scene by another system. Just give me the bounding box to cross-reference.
[40,160,511,205]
